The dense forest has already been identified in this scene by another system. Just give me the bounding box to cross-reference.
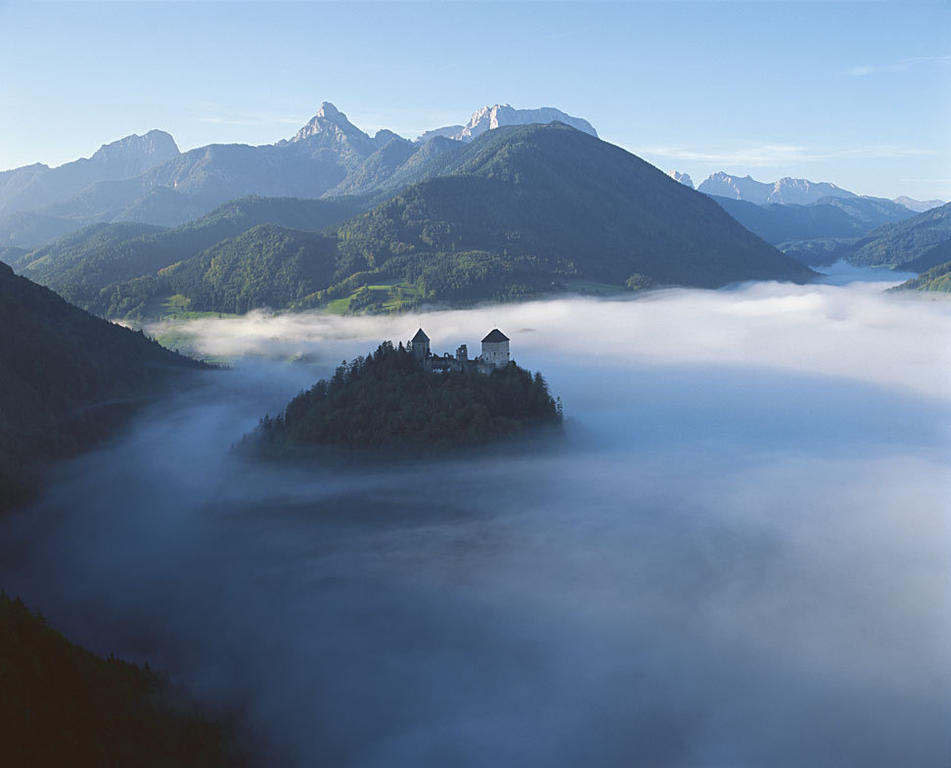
[15,195,368,315]
[892,259,951,292]
[15,124,814,320]
[0,592,243,766]
[243,342,562,457]
[846,201,951,268]
[0,262,203,510]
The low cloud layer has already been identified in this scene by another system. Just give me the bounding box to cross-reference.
[4,274,949,766]
[148,274,951,401]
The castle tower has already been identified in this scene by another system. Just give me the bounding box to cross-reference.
[480,329,510,368]
[410,328,430,360]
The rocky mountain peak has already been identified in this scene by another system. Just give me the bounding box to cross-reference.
[417,104,597,143]
[292,102,368,144]
[667,171,694,189]
[88,130,180,175]
[315,101,343,120]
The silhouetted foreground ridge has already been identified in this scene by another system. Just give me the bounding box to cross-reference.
[0,593,244,766]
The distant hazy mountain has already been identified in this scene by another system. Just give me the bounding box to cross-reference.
[847,202,951,268]
[417,104,597,143]
[698,172,857,205]
[816,195,914,225]
[710,196,867,244]
[667,171,694,189]
[893,196,946,213]
[709,192,915,247]
[0,261,200,507]
[0,131,179,217]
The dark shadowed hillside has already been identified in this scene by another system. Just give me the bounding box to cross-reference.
[0,263,203,509]
[0,593,243,766]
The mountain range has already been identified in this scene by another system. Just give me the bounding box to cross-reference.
[697,172,857,205]
[669,170,944,214]
[8,100,950,317]
[12,122,812,319]
[0,104,597,249]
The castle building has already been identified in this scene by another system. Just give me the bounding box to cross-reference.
[410,328,430,360]
[480,329,510,368]
[408,328,511,373]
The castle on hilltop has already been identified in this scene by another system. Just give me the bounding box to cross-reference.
[409,328,510,374]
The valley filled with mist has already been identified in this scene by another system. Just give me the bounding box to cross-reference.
[3,267,949,766]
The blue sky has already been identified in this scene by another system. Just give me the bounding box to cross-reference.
[1,1,949,199]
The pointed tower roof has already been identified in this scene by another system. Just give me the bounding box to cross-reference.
[412,328,429,343]
[482,329,509,343]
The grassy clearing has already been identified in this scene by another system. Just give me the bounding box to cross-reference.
[562,279,628,297]
[142,294,241,321]
[324,280,423,314]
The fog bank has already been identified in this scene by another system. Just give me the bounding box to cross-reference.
[3,276,950,766]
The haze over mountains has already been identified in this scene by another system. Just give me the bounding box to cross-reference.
[0,103,597,249]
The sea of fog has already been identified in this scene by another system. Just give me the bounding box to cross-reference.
[3,266,950,766]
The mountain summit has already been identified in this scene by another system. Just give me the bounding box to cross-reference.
[418,104,597,143]
[290,102,375,146]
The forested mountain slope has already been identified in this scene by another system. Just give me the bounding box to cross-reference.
[16,196,368,313]
[892,255,951,293]
[0,263,202,509]
[847,202,951,268]
[331,123,814,290]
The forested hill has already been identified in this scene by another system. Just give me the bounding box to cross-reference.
[846,201,951,269]
[892,257,951,293]
[243,342,562,458]
[15,195,368,312]
[0,263,203,509]
[330,123,814,291]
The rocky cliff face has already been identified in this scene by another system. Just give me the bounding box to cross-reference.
[0,130,180,216]
[418,104,597,142]
[288,102,381,153]
[87,130,180,178]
